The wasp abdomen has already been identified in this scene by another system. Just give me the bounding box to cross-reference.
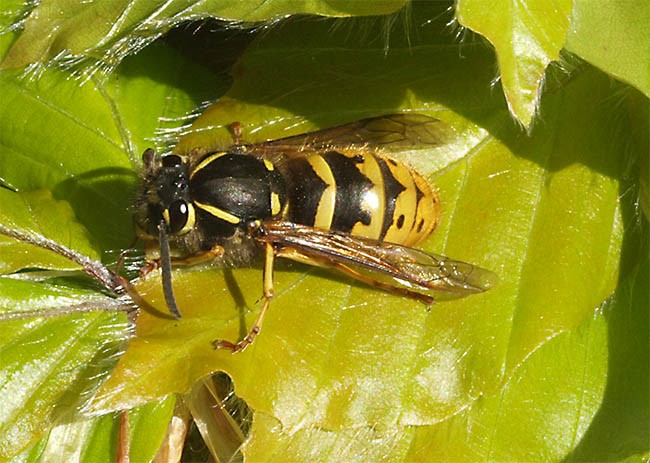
[284,149,440,247]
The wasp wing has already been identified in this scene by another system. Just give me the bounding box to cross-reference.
[258,221,498,295]
[245,114,455,160]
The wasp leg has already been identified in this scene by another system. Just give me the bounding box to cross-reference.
[330,262,434,305]
[139,261,159,279]
[214,243,275,353]
[172,245,225,266]
[114,235,139,276]
[140,245,225,278]
[274,247,434,305]
[231,121,244,146]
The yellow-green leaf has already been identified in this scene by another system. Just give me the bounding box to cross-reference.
[565,0,650,98]
[456,0,573,126]
[1,0,407,72]
[0,189,99,273]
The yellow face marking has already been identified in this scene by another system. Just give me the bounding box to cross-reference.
[190,152,228,180]
[307,155,336,230]
[194,201,241,224]
[263,159,275,171]
[271,192,281,216]
[178,202,196,235]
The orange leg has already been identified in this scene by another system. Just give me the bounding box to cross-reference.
[213,243,275,353]
[330,262,434,305]
[114,235,139,276]
[140,245,225,278]
[231,121,244,145]
[275,246,435,304]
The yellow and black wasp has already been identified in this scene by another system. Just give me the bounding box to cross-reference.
[134,114,498,352]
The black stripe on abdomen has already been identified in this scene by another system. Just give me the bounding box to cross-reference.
[376,156,406,240]
[285,157,329,226]
[323,151,373,233]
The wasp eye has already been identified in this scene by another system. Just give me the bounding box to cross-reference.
[168,200,189,234]
[162,155,183,168]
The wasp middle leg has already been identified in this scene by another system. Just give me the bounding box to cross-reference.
[213,243,276,353]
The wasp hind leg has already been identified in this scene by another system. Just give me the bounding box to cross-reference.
[213,243,275,353]
[274,246,434,304]
[331,262,435,305]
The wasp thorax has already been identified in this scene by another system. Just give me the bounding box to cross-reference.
[188,152,287,238]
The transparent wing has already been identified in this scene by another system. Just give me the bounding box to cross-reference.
[245,114,456,159]
[257,221,498,295]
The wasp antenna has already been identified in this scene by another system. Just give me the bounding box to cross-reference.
[142,148,156,168]
[158,222,182,319]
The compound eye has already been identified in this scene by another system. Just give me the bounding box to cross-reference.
[162,155,183,168]
[168,200,191,234]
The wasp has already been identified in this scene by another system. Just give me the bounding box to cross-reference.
[134,114,497,352]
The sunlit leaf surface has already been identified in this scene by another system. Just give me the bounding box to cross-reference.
[0,278,129,461]
[0,39,223,253]
[245,303,609,462]
[9,398,175,463]
[456,0,573,126]
[0,1,647,460]
[94,4,633,446]
[1,0,407,72]
[565,0,650,98]
[0,29,218,461]
[0,190,99,273]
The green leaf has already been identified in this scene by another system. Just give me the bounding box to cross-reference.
[9,397,176,463]
[0,189,99,273]
[0,41,224,253]
[1,0,407,72]
[565,234,650,462]
[244,300,609,461]
[0,32,216,461]
[0,278,129,461]
[456,0,573,126]
[245,244,649,461]
[38,413,120,463]
[1,0,647,459]
[565,0,650,98]
[87,7,641,458]
[128,396,176,463]
[8,433,48,463]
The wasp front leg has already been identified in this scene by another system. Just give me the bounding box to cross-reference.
[213,243,275,353]
[231,121,244,146]
[139,245,225,279]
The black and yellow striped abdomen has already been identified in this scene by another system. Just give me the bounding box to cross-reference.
[284,148,440,247]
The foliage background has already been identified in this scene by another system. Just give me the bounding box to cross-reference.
[0,0,648,462]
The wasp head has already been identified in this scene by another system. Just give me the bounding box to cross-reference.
[135,149,195,239]
[134,148,193,319]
